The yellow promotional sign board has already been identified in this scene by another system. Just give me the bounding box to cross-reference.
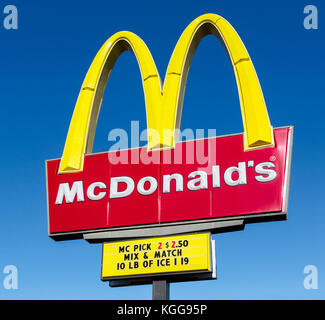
[102,233,211,280]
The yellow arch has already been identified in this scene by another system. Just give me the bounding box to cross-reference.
[161,13,273,149]
[59,14,273,174]
[59,31,162,173]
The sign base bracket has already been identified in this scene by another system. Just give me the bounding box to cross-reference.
[84,219,245,243]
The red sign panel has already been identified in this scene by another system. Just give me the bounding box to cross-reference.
[46,127,293,239]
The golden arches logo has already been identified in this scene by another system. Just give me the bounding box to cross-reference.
[59,13,274,174]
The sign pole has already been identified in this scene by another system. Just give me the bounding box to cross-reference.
[152,280,170,300]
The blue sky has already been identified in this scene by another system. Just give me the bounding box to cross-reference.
[0,0,324,299]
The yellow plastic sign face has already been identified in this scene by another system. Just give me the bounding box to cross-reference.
[59,13,274,174]
[101,233,211,280]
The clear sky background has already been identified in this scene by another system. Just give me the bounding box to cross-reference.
[0,0,324,299]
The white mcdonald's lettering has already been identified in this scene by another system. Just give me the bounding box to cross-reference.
[87,181,107,200]
[54,161,277,205]
[110,176,135,199]
[55,181,84,204]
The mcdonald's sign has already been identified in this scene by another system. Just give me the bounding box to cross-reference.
[45,14,293,240]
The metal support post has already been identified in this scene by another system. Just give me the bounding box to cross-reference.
[152,280,170,300]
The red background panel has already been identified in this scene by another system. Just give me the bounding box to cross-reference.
[160,138,211,223]
[47,152,113,233]
[209,128,288,218]
[106,148,160,228]
[46,127,291,236]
